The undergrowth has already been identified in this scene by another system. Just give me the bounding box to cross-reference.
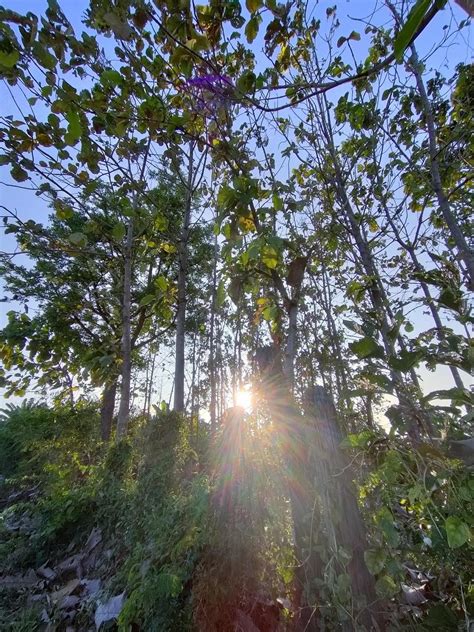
[0,401,471,630]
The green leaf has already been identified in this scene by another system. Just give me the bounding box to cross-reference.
[349,337,384,359]
[262,245,279,269]
[423,387,473,406]
[348,31,361,41]
[10,165,28,182]
[161,242,177,254]
[69,232,88,247]
[100,69,122,86]
[346,279,367,303]
[438,286,463,312]
[262,305,278,322]
[272,192,283,211]
[65,110,82,145]
[388,349,424,372]
[376,507,400,548]
[393,0,432,61]
[245,16,260,43]
[364,549,387,575]
[139,294,156,307]
[246,0,263,11]
[0,49,19,68]
[236,71,256,95]
[423,604,458,629]
[112,222,126,241]
[32,42,57,70]
[155,276,168,292]
[445,516,470,549]
[155,572,182,598]
[375,575,398,598]
[55,203,74,220]
[0,154,9,165]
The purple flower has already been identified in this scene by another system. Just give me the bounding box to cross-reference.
[186,74,233,93]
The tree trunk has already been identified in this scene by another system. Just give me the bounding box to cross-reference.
[380,195,466,392]
[209,233,218,430]
[317,97,425,440]
[174,143,194,413]
[116,218,133,440]
[304,385,384,631]
[101,380,117,441]
[408,47,474,291]
[283,301,298,388]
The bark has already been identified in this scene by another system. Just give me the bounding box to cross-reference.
[101,380,117,442]
[116,217,133,440]
[283,300,298,387]
[174,143,194,412]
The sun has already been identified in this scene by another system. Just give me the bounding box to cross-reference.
[235,387,253,412]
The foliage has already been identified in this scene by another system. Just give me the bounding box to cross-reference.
[0,0,472,629]
[353,432,473,627]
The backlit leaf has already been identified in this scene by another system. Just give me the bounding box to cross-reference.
[0,50,19,68]
[393,0,432,61]
[445,516,470,549]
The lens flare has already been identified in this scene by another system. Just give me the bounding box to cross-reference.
[235,387,252,412]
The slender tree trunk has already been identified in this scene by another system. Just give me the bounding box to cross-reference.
[142,346,151,417]
[408,47,474,290]
[383,206,466,391]
[116,218,133,440]
[174,143,194,413]
[101,380,117,442]
[144,348,157,417]
[283,301,298,388]
[63,367,75,408]
[209,234,218,430]
[189,332,197,423]
[319,263,353,413]
[115,142,150,438]
[366,394,375,429]
[316,95,426,439]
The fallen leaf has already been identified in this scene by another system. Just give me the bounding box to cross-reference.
[0,569,38,588]
[95,592,125,629]
[51,578,81,605]
[37,564,56,581]
[402,583,427,606]
[60,595,81,610]
[82,578,101,597]
[84,528,102,555]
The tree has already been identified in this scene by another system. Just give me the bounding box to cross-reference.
[1,178,183,438]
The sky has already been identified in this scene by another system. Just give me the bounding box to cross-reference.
[0,0,472,409]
